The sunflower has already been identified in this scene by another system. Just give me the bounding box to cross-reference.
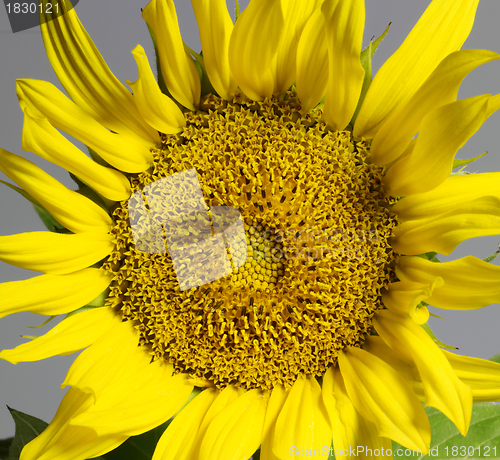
[1,0,500,459]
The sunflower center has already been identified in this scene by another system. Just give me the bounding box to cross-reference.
[104,92,397,391]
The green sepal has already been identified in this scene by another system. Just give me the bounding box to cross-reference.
[416,251,440,263]
[452,152,487,170]
[393,404,500,459]
[350,23,391,126]
[483,246,500,263]
[235,0,240,20]
[33,204,71,234]
[428,311,444,321]
[490,353,500,364]
[26,315,57,330]
[6,407,48,460]
[421,323,458,350]
[0,180,40,207]
[146,24,171,98]
[184,43,218,97]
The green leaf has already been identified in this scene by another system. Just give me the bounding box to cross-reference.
[7,407,48,460]
[101,419,172,460]
[146,24,171,97]
[33,204,71,233]
[416,251,440,263]
[421,323,458,350]
[184,43,217,97]
[0,438,13,459]
[393,404,500,459]
[453,152,487,170]
[490,353,500,364]
[0,180,42,207]
[350,23,391,125]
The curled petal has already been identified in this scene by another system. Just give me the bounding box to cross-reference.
[128,45,186,134]
[383,95,489,196]
[18,79,153,173]
[382,279,444,324]
[40,1,157,142]
[355,0,480,137]
[371,49,499,165]
[397,255,500,310]
[0,148,112,233]
[142,0,200,110]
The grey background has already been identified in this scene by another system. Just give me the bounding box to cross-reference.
[0,0,499,439]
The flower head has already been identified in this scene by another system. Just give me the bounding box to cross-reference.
[1,0,500,459]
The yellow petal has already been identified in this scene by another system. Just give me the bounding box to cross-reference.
[382,279,444,324]
[371,49,499,165]
[261,384,287,460]
[0,231,113,275]
[191,0,237,100]
[0,269,112,319]
[322,366,392,460]
[62,320,147,400]
[20,387,127,460]
[6,117,130,202]
[152,388,219,460]
[354,0,480,138]
[142,0,200,110]
[396,255,500,310]
[443,350,500,402]
[17,79,153,173]
[0,307,119,364]
[393,172,500,222]
[0,148,112,233]
[392,196,500,256]
[296,7,328,112]
[127,45,186,134]
[374,310,473,435]
[273,375,331,459]
[272,0,319,94]
[362,336,421,394]
[71,361,193,436]
[322,0,365,130]
[383,94,489,196]
[40,3,157,143]
[200,389,268,460]
[338,347,430,452]
[228,0,284,101]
